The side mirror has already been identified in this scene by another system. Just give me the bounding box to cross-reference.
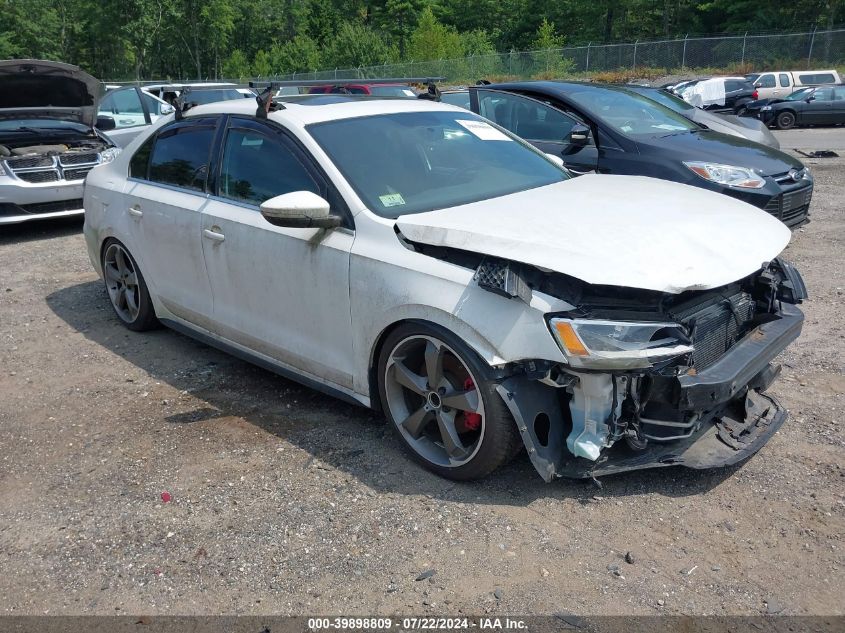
[96,115,116,131]
[260,191,342,229]
[806,95,815,102]
[568,124,590,146]
[545,153,565,168]
[160,103,175,115]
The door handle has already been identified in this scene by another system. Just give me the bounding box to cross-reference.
[203,228,225,242]
[128,205,143,218]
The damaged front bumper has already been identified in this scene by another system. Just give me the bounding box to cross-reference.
[497,303,803,481]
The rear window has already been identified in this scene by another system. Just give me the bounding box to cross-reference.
[797,72,836,84]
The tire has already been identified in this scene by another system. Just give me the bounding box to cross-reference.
[776,111,796,130]
[377,323,522,480]
[734,105,748,116]
[101,239,159,331]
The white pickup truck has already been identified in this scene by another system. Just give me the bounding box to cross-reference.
[747,69,841,100]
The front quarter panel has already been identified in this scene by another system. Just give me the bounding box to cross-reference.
[350,214,569,398]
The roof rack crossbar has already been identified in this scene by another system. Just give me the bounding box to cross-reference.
[247,77,443,89]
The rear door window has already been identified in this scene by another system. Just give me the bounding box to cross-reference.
[148,119,217,191]
[778,73,790,87]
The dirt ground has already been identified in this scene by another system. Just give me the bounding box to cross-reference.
[0,132,843,617]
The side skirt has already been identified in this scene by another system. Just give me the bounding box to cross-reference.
[159,317,371,409]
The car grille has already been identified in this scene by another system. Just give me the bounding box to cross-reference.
[674,291,755,370]
[763,170,812,227]
[4,155,54,169]
[64,167,94,181]
[16,171,60,183]
[59,152,99,166]
[2,151,101,184]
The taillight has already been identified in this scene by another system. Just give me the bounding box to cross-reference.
[752,89,758,99]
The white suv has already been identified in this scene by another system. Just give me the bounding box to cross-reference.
[83,96,805,481]
[0,59,120,225]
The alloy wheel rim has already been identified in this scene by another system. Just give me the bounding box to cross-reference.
[104,244,141,323]
[384,335,485,468]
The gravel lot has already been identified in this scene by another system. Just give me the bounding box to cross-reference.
[0,130,843,617]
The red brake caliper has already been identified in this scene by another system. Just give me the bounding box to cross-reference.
[462,377,482,431]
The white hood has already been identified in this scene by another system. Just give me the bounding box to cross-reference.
[396,174,791,294]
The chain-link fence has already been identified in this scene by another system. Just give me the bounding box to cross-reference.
[260,28,845,84]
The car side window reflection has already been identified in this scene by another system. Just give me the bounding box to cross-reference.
[219,127,319,205]
[99,89,147,129]
[477,92,576,143]
[148,124,215,191]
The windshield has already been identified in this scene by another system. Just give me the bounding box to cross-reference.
[187,89,244,105]
[566,87,698,137]
[785,88,815,101]
[632,88,694,112]
[309,111,568,218]
[0,118,90,134]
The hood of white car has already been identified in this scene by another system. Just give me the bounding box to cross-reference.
[396,174,791,294]
[0,59,101,128]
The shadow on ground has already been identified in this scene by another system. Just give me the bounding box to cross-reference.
[0,216,83,246]
[47,280,740,507]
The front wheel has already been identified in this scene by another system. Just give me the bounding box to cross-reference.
[377,324,521,480]
[102,239,158,331]
[776,111,796,130]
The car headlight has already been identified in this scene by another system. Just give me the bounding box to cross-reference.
[760,106,772,111]
[548,318,693,370]
[683,161,766,189]
[99,147,121,164]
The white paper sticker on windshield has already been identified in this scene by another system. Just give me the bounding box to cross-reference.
[402,89,416,97]
[456,119,512,141]
[379,193,406,207]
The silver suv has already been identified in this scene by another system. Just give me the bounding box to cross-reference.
[0,59,119,225]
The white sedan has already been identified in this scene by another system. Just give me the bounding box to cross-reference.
[83,96,805,481]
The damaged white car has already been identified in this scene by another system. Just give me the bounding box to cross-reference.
[0,59,120,225]
[83,95,805,481]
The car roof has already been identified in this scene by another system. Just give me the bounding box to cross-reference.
[184,96,465,126]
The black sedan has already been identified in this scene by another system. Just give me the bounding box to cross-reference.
[742,85,845,129]
[459,81,812,227]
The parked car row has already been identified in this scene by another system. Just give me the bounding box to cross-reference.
[664,69,845,129]
[2,60,810,484]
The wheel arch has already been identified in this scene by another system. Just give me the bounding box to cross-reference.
[366,313,506,413]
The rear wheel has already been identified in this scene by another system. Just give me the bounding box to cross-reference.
[776,111,796,130]
[377,324,521,480]
[102,239,158,331]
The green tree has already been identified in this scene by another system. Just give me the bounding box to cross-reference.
[406,7,462,62]
[322,22,397,68]
[222,48,251,79]
[272,34,322,74]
